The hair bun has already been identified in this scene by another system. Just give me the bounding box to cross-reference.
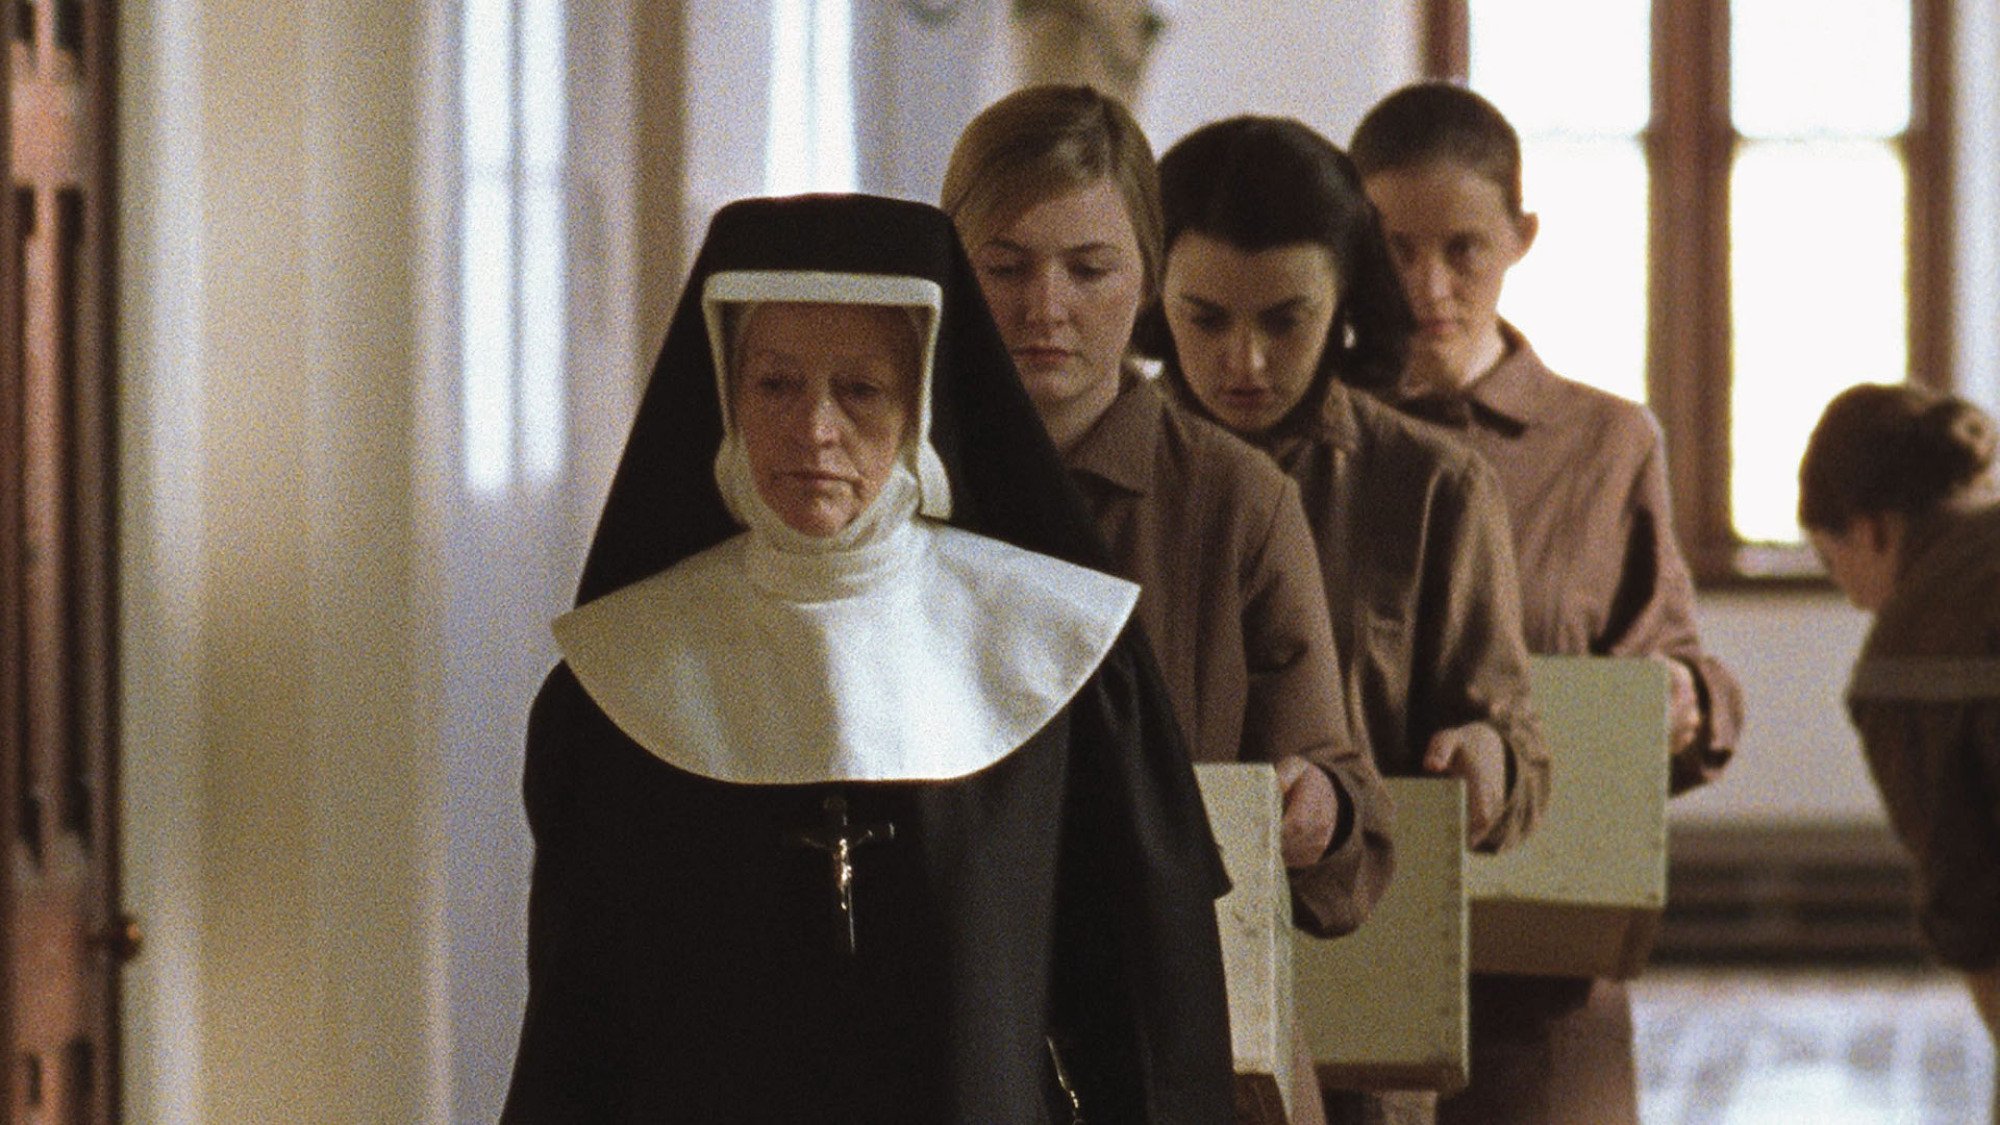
[1799,382,1997,530]
[1918,398,1998,492]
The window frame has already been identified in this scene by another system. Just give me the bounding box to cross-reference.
[1423,0,1957,585]
[453,0,575,497]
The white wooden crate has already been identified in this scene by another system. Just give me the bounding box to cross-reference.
[1295,776,1469,1093]
[1465,656,1670,980]
[1195,763,1297,1123]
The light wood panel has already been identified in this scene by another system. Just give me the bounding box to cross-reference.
[1196,763,1298,1122]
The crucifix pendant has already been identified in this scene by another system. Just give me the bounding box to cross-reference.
[790,793,895,956]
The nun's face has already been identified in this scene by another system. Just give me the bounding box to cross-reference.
[733,302,918,537]
[969,177,1147,444]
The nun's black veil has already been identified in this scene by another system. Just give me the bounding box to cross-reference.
[575,192,1111,605]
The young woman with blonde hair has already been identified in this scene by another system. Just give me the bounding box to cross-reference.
[945,86,1397,1124]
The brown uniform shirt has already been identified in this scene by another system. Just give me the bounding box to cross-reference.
[1065,377,1395,937]
[1394,326,1744,794]
[1260,382,1549,851]
[1847,499,2000,972]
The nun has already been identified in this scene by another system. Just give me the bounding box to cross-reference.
[500,194,1235,1123]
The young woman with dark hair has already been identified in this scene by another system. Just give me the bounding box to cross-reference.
[1148,113,1549,1125]
[1150,114,1547,851]
[1800,386,2000,1122]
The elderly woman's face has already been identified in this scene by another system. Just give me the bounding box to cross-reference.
[733,302,918,537]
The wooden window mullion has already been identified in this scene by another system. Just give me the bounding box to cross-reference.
[1906,0,1953,393]
[1648,0,1733,580]
[1423,0,1467,81]
[3,0,121,1118]
[0,22,14,1112]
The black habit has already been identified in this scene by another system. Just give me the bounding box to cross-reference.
[500,195,1235,1124]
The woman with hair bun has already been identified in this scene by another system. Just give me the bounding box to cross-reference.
[1800,382,2000,1116]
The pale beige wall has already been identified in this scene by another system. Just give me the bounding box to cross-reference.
[1676,594,1882,826]
[118,0,445,1121]
[117,3,208,1118]
[1956,0,2000,408]
[426,4,674,1119]
[119,0,680,1116]
[1138,0,1420,149]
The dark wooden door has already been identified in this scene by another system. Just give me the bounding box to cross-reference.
[2,0,123,1122]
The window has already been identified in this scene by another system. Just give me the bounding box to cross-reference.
[459,0,568,493]
[1427,0,1952,580]
[765,0,858,195]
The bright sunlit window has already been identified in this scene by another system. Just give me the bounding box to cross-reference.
[1727,0,1909,544]
[1449,0,1937,571]
[1471,0,1650,406]
[460,0,568,494]
[765,0,857,195]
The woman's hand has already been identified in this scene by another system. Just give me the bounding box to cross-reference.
[1273,755,1340,869]
[1422,722,1506,847]
[1655,655,1703,755]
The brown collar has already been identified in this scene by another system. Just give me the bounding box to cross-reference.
[1063,377,1164,495]
[1395,321,1547,434]
[1286,380,1362,457]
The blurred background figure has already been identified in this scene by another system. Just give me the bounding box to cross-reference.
[1799,381,2000,1121]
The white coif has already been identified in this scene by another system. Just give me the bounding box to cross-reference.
[553,519,1138,785]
